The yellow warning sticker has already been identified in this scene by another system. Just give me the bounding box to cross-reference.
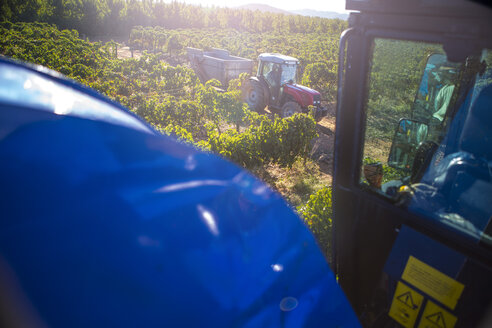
[389,281,424,328]
[417,300,457,328]
[402,256,464,310]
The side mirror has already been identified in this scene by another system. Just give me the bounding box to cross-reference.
[388,119,429,171]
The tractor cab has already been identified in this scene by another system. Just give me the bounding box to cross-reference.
[257,53,299,105]
[334,0,492,326]
[244,53,326,118]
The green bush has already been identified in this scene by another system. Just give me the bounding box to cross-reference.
[301,62,337,101]
[162,124,194,144]
[297,187,333,262]
[207,112,317,169]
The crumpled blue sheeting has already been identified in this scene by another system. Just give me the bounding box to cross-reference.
[0,61,359,327]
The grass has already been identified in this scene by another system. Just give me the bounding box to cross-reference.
[252,158,332,207]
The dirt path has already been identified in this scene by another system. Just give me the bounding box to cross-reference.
[310,102,336,177]
[117,46,142,59]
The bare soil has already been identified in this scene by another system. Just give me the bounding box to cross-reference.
[117,46,142,59]
[311,102,337,175]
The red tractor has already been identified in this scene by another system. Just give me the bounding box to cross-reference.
[243,53,327,119]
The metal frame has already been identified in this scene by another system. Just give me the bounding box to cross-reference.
[346,0,490,18]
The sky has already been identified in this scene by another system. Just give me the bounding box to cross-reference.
[167,0,349,13]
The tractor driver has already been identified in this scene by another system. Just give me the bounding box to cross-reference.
[432,71,455,123]
[266,64,282,101]
[266,64,281,87]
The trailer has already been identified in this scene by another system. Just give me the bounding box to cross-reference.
[186,47,253,88]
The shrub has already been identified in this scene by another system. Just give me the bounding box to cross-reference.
[207,113,317,169]
[297,187,333,262]
[163,124,194,144]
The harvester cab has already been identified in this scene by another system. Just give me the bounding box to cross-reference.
[244,53,326,119]
[334,0,492,326]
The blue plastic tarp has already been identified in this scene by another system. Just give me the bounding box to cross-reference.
[0,58,359,327]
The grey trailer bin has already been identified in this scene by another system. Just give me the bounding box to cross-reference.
[187,47,253,88]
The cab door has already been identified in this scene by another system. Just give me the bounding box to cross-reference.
[333,19,492,327]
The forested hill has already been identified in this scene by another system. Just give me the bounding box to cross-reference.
[1,0,347,38]
[236,4,292,15]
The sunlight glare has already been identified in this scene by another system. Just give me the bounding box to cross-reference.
[198,204,219,236]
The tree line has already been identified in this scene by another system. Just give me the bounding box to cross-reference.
[1,0,347,38]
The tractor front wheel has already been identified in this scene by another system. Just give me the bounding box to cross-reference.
[243,80,266,112]
[281,101,301,118]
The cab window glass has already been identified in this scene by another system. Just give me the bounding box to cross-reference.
[280,63,296,85]
[261,62,274,82]
[408,49,492,244]
[362,40,492,245]
[361,38,444,188]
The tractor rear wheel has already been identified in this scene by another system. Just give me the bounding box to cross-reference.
[281,101,301,118]
[243,80,266,112]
